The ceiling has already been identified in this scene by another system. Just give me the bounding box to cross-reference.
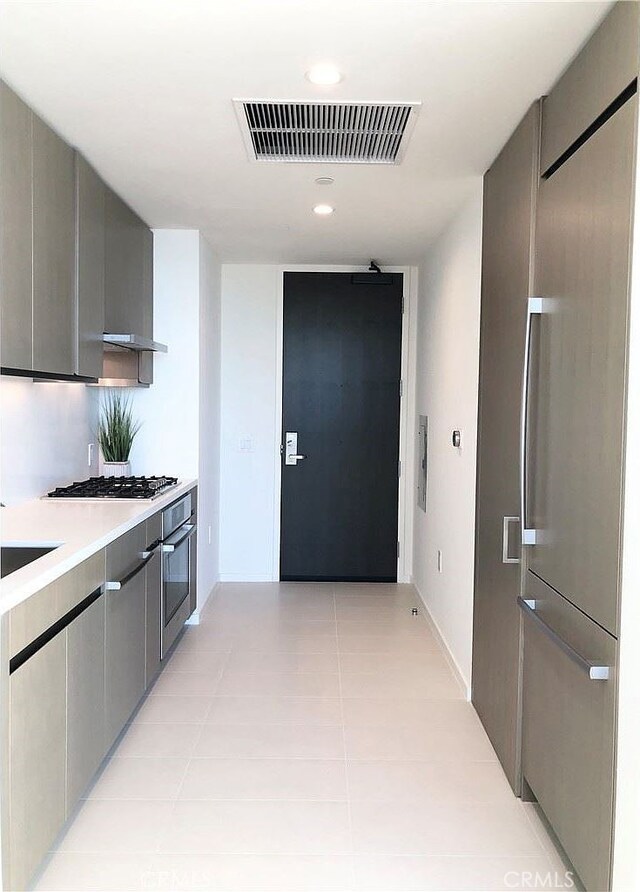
[0,0,611,264]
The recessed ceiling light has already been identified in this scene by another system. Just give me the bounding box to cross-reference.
[313,203,334,216]
[315,176,334,186]
[306,63,343,86]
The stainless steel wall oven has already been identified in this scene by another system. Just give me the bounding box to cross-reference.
[161,492,196,656]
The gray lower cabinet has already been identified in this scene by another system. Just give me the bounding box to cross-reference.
[0,80,32,370]
[145,511,163,685]
[66,595,106,808]
[9,634,66,892]
[105,523,147,746]
[6,552,105,890]
[521,576,617,892]
[471,102,539,792]
[75,154,105,379]
[32,113,75,377]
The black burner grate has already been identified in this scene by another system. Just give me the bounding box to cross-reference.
[47,476,179,500]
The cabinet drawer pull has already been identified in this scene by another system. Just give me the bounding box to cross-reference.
[106,552,153,591]
[9,586,104,675]
[140,539,162,560]
[518,596,610,680]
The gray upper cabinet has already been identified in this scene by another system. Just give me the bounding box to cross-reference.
[540,2,640,175]
[32,114,75,376]
[0,81,32,370]
[104,187,150,335]
[75,155,105,379]
[472,102,540,793]
[1,80,155,383]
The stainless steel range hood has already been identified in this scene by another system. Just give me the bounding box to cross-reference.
[103,333,168,353]
[98,334,168,387]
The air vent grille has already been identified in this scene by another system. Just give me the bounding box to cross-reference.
[236,101,419,164]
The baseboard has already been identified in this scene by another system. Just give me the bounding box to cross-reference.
[218,573,275,582]
[187,580,222,624]
[410,577,471,700]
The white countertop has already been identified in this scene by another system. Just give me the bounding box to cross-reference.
[0,479,197,615]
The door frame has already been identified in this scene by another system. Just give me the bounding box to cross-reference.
[272,264,418,583]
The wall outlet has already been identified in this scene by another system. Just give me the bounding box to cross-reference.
[87,443,94,467]
[437,549,443,573]
[239,438,254,452]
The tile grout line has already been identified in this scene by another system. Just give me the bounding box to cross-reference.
[159,649,235,854]
[333,585,358,888]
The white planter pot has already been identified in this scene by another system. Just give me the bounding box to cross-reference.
[101,461,131,478]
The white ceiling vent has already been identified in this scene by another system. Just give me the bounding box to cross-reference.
[234,100,420,164]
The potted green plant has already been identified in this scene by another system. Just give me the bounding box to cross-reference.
[97,391,141,478]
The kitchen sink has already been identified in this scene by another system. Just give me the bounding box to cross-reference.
[1,546,59,579]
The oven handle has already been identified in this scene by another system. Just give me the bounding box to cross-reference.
[162,523,196,553]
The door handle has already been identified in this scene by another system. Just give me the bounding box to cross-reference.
[518,597,610,680]
[502,516,520,564]
[284,432,306,465]
[520,297,543,546]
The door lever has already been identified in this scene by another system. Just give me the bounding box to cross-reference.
[284,432,306,465]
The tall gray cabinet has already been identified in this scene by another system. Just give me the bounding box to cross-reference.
[472,4,639,889]
[472,103,540,792]
[520,7,638,889]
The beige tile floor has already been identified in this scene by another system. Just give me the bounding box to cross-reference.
[34,583,575,892]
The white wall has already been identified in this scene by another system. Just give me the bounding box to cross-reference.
[129,230,200,478]
[219,265,280,581]
[412,186,484,694]
[0,378,99,505]
[131,229,222,611]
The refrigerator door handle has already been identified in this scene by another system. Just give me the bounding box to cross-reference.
[518,596,610,680]
[502,516,520,564]
[520,297,543,545]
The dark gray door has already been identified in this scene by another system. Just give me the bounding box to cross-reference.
[472,103,539,792]
[280,272,403,582]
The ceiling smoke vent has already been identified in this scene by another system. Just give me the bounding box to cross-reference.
[235,100,420,164]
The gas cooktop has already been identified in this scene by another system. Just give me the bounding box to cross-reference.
[47,476,179,500]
